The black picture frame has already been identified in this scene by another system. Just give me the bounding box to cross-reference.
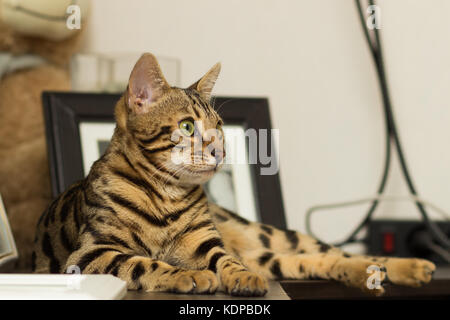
[42,92,286,229]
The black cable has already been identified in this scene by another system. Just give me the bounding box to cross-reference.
[335,0,450,249]
[334,0,393,246]
[411,230,450,264]
[368,2,450,249]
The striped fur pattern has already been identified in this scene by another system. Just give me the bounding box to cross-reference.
[33,53,435,296]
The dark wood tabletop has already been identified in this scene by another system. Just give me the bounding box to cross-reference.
[124,267,450,300]
[124,280,290,300]
[281,266,450,299]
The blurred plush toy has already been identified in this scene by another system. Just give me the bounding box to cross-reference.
[0,0,89,272]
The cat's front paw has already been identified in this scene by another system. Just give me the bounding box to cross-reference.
[385,258,435,287]
[150,269,219,294]
[223,271,268,297]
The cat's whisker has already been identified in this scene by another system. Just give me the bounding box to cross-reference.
[161,166,185,190]
[211,96,217,109]
[214,98,233,114]
[148,162,172,182]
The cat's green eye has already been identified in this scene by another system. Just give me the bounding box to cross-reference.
[179,120,195,136]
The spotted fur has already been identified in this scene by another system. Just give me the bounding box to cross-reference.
[33,53,435,296]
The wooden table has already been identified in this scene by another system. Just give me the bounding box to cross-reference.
[124,267,450,300]
[125,280,290,300]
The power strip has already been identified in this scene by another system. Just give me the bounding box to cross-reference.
[368,220,450,265]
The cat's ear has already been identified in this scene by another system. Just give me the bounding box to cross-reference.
[127,53,170,114]
[189,62,221,101]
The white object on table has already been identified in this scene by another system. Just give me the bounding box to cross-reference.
[0,274,127,300]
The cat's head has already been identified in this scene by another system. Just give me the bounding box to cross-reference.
[116,53,224,186]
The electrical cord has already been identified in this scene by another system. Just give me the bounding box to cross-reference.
[358,0,450,249]
[427,241,450,264]
[410,230,450,264]
[305,0,450,250]
[306,194,450,241]
[332,0,394,247]
[363,0,450,250]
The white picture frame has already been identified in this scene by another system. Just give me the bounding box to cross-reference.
[0,274,126,300]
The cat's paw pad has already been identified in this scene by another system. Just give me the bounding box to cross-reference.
[387,258,435,287]
[224,271,268,297]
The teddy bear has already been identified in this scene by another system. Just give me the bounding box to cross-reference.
[0,0,88,272]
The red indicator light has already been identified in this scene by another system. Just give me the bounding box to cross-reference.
[383,232,395,253]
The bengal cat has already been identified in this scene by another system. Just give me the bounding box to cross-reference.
[33,53,435,297]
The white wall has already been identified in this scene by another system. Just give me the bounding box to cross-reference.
[81,0,450,246]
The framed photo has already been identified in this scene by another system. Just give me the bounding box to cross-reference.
[0,194,18,269]
[42,92,286,228]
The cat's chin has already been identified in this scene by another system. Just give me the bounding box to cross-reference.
[177,166,218,185]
